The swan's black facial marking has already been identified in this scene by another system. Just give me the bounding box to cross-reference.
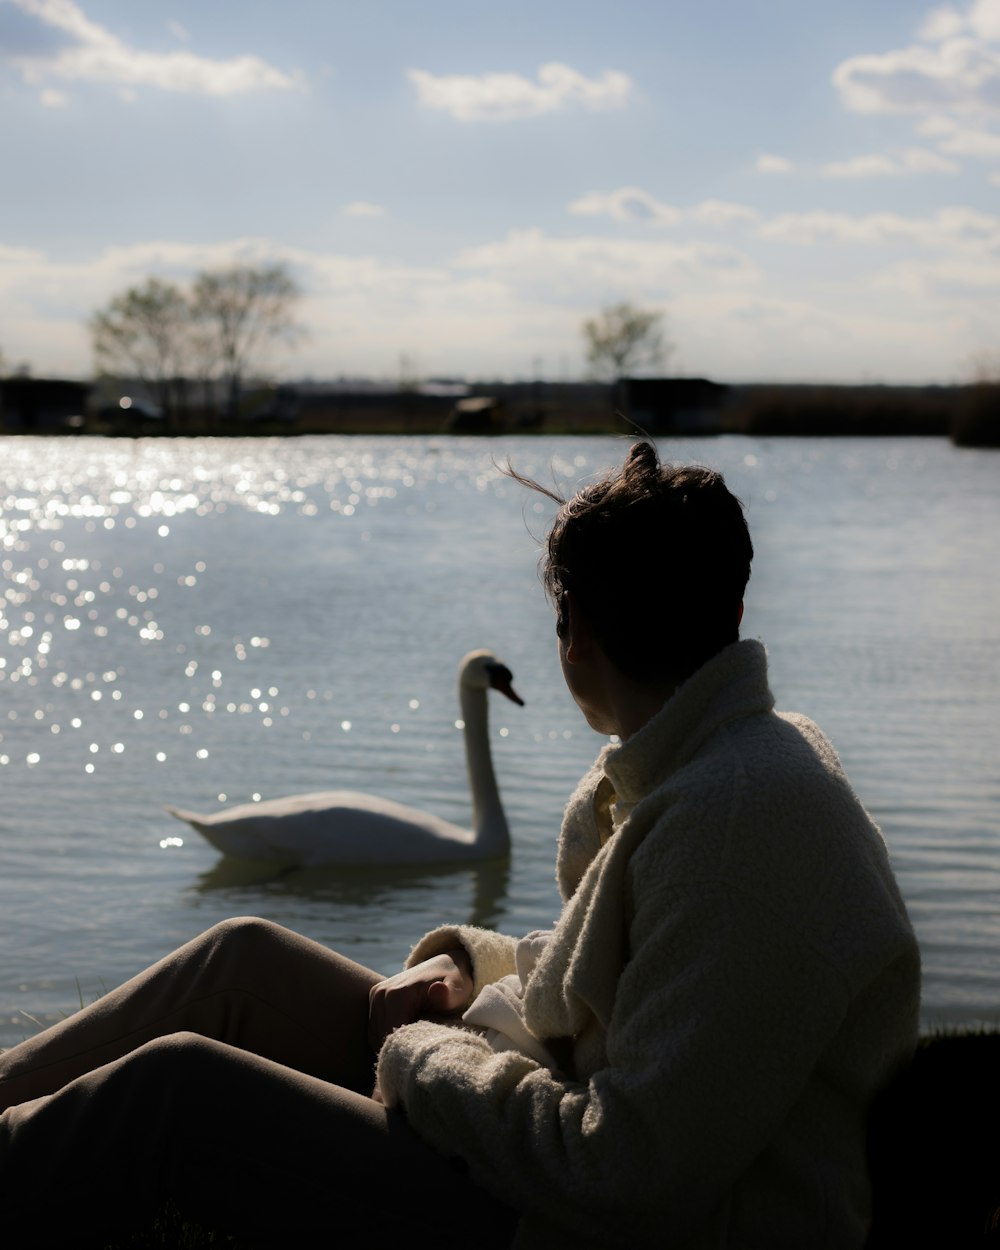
[484,662,525,707]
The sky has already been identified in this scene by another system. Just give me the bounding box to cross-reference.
[2,0,1000,385]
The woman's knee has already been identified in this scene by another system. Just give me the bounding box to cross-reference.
[147,1028,216,1050]
[128,1030,228,1080]
[207,914,289,943]
[201,915,292,963]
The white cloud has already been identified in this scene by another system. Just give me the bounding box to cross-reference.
[406,62,632,121]
[991,169,1000,182]
[758,206,1000,249]
[918,6,967,41]
[917,111,1000,153]
[39,86,68,106]
[342,201,386,218]
[0,242,47,265]
[7,0,298,96]
[666,288,972,384]
[568,187,680,226]
[901,145,963,170]
[759,212,882,246]
[3,201,999,384]
[917,111,961,134]
[970,0,1000,40]
[756,153,792,174]
[690,200,761,227]
[830,8,1000,179]
[833,6,1000,115]
[821,153,899,178]
[568,189,759,229]
[872,254,1000,298]
[938,123,1000,152]
[0,227,763,375]
[454,228,760,297]
[821,147,959,176]
[564,198,1000,252]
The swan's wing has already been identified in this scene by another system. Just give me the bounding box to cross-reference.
[165,792,474,865]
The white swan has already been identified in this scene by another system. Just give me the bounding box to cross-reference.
[164,650,523,866]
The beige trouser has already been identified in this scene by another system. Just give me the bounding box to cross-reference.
[0,916,517,1249]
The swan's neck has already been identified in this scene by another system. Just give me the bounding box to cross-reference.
[460,682,510,857]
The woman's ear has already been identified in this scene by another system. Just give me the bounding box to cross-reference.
[562,592,595,665]
[555,592,569,640]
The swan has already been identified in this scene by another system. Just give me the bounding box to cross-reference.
[164,650,523,866]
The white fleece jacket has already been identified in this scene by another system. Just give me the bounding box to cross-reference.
[376,640,920,1250]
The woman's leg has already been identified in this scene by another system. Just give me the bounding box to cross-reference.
[1,1031,518,1250]
[0,916,381,1109]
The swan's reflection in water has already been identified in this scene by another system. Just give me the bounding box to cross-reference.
[193,855,512,964]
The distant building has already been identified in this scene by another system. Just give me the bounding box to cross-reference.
[255,380,464,434]
[445,395,505,434]
[615,377,729,435]
[0,377,90,432]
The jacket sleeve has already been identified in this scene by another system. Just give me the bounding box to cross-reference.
[405,924,518,999]
[377,870,853,1247]
[402,753,607,998]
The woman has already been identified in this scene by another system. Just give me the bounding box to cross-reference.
[0,443,919,1248]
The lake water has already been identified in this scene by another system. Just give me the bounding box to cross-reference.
[0,432,997,1047]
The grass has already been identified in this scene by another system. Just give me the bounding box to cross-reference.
[867,1028,1000,1246]
[102,1204,244,1249]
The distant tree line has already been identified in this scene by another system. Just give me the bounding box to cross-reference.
[90,263,302,430]
[2,286,996,445]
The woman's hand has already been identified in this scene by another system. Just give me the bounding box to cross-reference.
[368,949,474,1052]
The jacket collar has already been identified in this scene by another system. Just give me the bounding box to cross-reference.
[603,639,774,806]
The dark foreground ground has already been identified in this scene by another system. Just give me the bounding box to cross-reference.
[97,1029,1000,1249]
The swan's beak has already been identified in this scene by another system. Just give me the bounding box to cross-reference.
[486,663,525,707]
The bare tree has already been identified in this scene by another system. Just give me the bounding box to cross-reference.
[91,278,192,427]
[191,263,302,419]
[970,348,1000,383]
[582,302,671,380]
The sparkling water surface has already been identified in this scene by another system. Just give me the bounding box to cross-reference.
[0,433,997,1045]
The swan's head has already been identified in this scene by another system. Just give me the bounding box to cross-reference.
[459,650,525,706]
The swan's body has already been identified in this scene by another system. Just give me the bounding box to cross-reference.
[165,650,523,866]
